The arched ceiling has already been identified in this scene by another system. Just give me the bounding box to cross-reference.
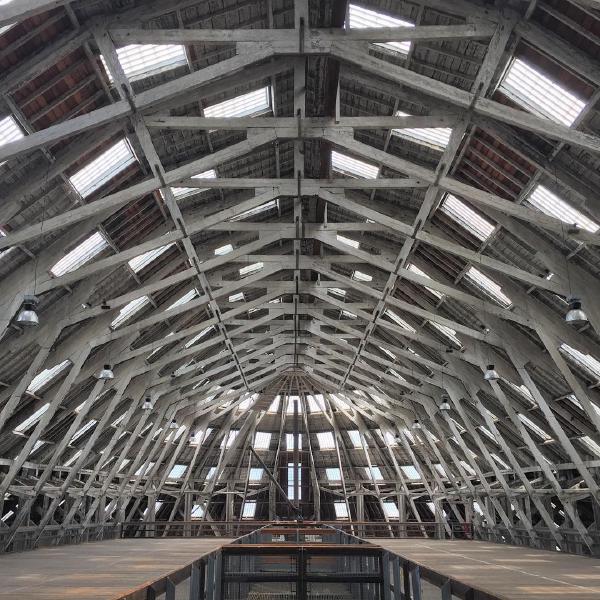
[1,0,600,553]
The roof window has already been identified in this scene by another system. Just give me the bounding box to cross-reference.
[317,431,336,450]
[215,243,233,256]
[253,431,271,450]
[347,429,362,448]
[393,110,451,149]
[27,360,71,394]
[231,199,278,221]
[14,402,49,434]
[102,44,187,82]
[465,266,512,308]
[204,86,271,118]
[0,115,24,165]
[383,501,400,518]
[560,343,600,380]
[129,243,174,273]
[337,234,359,249]
[111,296,149,329]
[408,263,444,299]
[439,194,494,241]
[166,288,198,311]
[240,262,263,277]
[365,465,384,480]
[348,4,413,55]
[171,169,217,199]
[51,231,108,277]
[241,500,257,518]
[326,467,341,481]
[332,150,378,179]
[384,309,416,332]
[334,501,349,519]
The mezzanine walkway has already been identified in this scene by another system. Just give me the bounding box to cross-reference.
[374,538,600,599]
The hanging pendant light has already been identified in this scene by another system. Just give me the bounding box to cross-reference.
[565,298,588,326]
[169,419,178,429]
[411,419,422,430]
[141,397,153,411]
[439,396,451,411]
[98,364,114,380]
[17,296,39,327]
[483,364,499,381]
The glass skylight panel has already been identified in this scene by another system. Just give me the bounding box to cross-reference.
[241,500,257,518]
[439,194,495,242]
[434,464,448,478]
[70,419,97,444]
[135,462,155,476]
[64,450,82,467]
[331,151,378,179]
[408,264,443,299]
[353,270,372,282]
[0,115,24,161]
[287,462,302,500]
[491,453,510,469]
[111,296,149,329]
[167,464,187,479]
[383,501,400,518]
[229,292,245,303]
[518,413,551,441]
[429,321,461,347]
[215,243,233,256]
[286,395,300,414]
[29,440,46,456]
[336,234,360,249]
[0,24,15,37]
[14,403,49,433]
[347,430,363,448]
[308,394,325,413]
[326,467,341,481]
[171,169,217,199]
[341,309,357,320]
[528,185,599,233]
[348,4,414,55]
[254,431,271,450]
[102,44,187,83]
[166,288,198,311]
[51,232,108,277]
[365,466,384,481]
[231,199,278,221]
[221,429,239,448]
[184,326,213,349]
[268,396,280,413]
[384,309,416,332]
[27,361,71,394]
[239,262,263,277]
[465,266,512,308]
[560,344,600,380]
[378,346,396,361]
[401,465,420,480]
[393,110,451,150]
[206,466,217,480]
[580,436,600,457]
[204,87,271,118]
[191,504,205,519]
[317,431,336,450]
[128,243,173,273]
[498,58,585,126]
[249,467,264,482]
[69,140,135,198]
[286,433,302,450]
[334,501,349,519]
[328,287,347,298]
[388,368,406,382]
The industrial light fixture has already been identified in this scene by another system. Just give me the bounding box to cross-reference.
[439,396,451,411]
[169,419,178,429]
[17,296,39,327]
[97,364,114,380]
[565,298,588,326]
[411,419,422,430]
[141,397,153,411]
[484,364,499,381]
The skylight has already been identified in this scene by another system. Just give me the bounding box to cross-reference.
[288,462,302,500]
[128,243,174,273]
[27,361,71,394]
[334,501,349,519]
[401,465,420,480]
[171,168,217,199]
[337,234,360,249]
[377,430,398,446]
[348,4,414,56]
[465,266,512,308]
[329,287,347,298]
[204,87,271,118]
[383,501,400,518]
[191,504,205,519]
[166,288,197,311]
[64,450,82,467]
[221,429,239,449]
[168,464,187,479]
[353,270,372,282]
[429,321,461,347]
[286,433,302,450]
[326,467,341,482]
[184,326,213,349]
[69,139,136,198]
[384,309,416,332]
[408,263,443,299]
[101,44,187,83]
[239,262,263,277]
[215,243,233,256]
[307,394,325,413]
[70,419,97,444]
[365,466,384,481]
[331,150,378,179]
[231,200,278,221]
[14,403,49,434]
[518,413,551,442]
[51,231,108,277]
[241,500,257,518]
[0,115,24,164]
[254,431,272,450]
[111,296,149,329]
[317,431,336,450]
[206,466,217,480]
[439,194,495,242]
[393,110,451,150]
[268,395,280,413]
[229,292,244,303]
[528,185,599,233]
[580,436,600,457]
[560,344,600,380]
[249,467,264,482]
[498,58,585,126]
[347,430,363,448]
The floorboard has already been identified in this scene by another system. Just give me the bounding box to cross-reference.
[373,538,600,599]
[0,538,230,599]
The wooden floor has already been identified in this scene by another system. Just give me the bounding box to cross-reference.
[0,538,230,600]
[373,538,600,599]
